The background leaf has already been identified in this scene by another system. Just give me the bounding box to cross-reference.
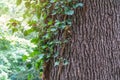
[16,0,22,6]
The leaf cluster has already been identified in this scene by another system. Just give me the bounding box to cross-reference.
[15,0,84,79]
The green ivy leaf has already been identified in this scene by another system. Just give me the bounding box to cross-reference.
[63,59,69,65]
[65,9,74,15]
[65,19,72,25]
[39,54,45,59]
[52,10,57,15]
[43,33,51,39]
[54,52,59,58]
[50,0,57,3]
[59,22,66,29]
[50,28,57,32]
[73,3,84,8]
[54,61,60,66]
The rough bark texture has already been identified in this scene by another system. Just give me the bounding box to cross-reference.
[45,0,120,80]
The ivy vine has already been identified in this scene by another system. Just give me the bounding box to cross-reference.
[15,0,84,79]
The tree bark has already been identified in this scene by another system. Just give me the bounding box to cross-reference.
[45,0,120,80]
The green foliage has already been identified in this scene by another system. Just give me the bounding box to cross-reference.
[10,0,84,79]
[0,23,36,79]
[0,1,38,79]
[0,0,83,79]
[0,38,11,50]
[16,0,22,6]
[0,36,35,80]
[0,3,9,15]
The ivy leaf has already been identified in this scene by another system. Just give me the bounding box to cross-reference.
[54,52,59,58]
[54,61,60,66]
[39,54,45,59]
[59,22,66,29]
[65,9,74,15]
[52,10,57,15]
[50,0,57,3]
[16,0,22,6]
[65,19,72,25]
[65,10,74,15]
[43,33,51,39]
[73,3,84,8]
[50,28,57,32]
[41,45,47,49]
[63,59,69,65]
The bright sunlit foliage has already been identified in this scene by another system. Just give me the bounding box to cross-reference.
[0,0,37,79]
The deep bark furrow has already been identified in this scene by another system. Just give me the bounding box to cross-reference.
[47,0,120,80]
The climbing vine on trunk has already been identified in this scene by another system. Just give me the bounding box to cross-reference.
[14,0,83,79]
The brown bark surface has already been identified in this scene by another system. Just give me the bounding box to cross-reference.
[45,0,120,80]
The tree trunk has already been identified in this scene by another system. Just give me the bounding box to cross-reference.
[45,0,120,80]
